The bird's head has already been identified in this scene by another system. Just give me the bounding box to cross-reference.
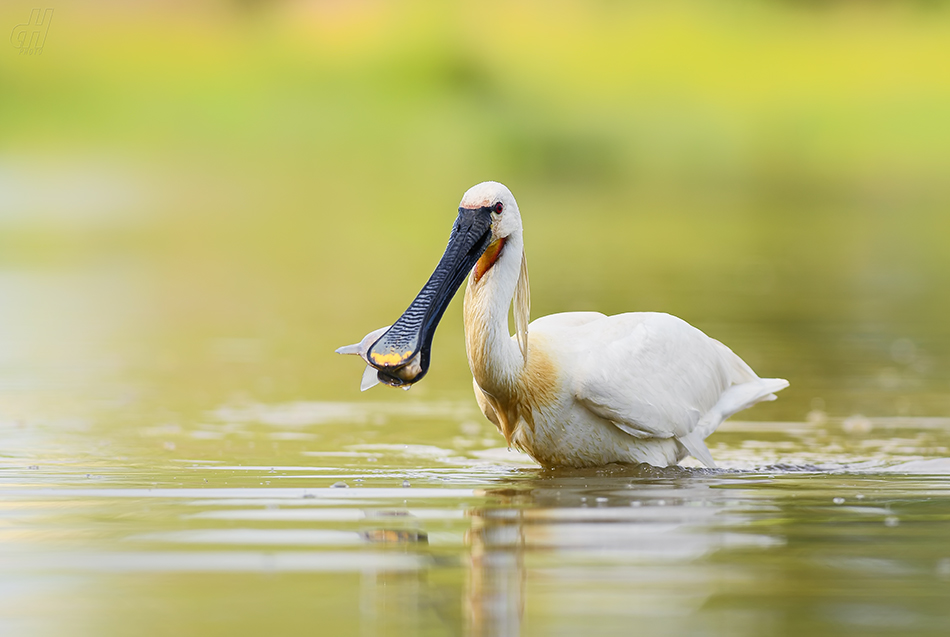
[459,181,522,242]
[352,181,520,388]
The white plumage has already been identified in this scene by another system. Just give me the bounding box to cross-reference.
[339,181,788,468]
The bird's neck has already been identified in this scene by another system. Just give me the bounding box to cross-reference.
[463,232,526,397]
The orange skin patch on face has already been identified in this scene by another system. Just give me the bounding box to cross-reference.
[474,237,505,283]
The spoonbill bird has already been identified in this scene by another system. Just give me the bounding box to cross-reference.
[338,182,788,468]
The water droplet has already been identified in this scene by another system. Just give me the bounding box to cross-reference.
[833,497,845,505]
[330,481,349,489]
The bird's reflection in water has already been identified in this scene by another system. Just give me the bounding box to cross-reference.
[463,463,774,636]
[356,464,775,636]
[466,504,527,637]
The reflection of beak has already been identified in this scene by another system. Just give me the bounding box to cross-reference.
[366,206,494,387]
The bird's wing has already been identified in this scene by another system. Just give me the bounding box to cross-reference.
[570,313,736,443]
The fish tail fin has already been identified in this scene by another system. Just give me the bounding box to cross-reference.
[360,365,380,391]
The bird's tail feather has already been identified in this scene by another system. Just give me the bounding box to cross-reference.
[693,377,790,442]
[678,430,717,469]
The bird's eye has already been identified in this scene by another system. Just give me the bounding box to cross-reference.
[493,202,504,214]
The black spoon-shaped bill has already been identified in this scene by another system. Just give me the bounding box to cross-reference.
[366,206,494,386]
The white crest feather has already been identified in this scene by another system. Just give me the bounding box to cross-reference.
[513,249,530,362]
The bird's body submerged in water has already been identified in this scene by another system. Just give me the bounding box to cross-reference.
[338,182,788,468]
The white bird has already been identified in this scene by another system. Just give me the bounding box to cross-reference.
[338,181,788,468]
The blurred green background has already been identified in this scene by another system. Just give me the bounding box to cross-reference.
[2,0,950,423]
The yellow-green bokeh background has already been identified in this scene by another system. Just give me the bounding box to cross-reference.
[4,5,950,636]
[3,0,950,421]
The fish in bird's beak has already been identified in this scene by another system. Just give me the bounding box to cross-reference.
[342,205,494,389]
[335,325,392,391]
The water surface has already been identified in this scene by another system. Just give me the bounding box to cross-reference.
[3,386,950,636]
[4,3,950,634]
[2,256,950,636]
